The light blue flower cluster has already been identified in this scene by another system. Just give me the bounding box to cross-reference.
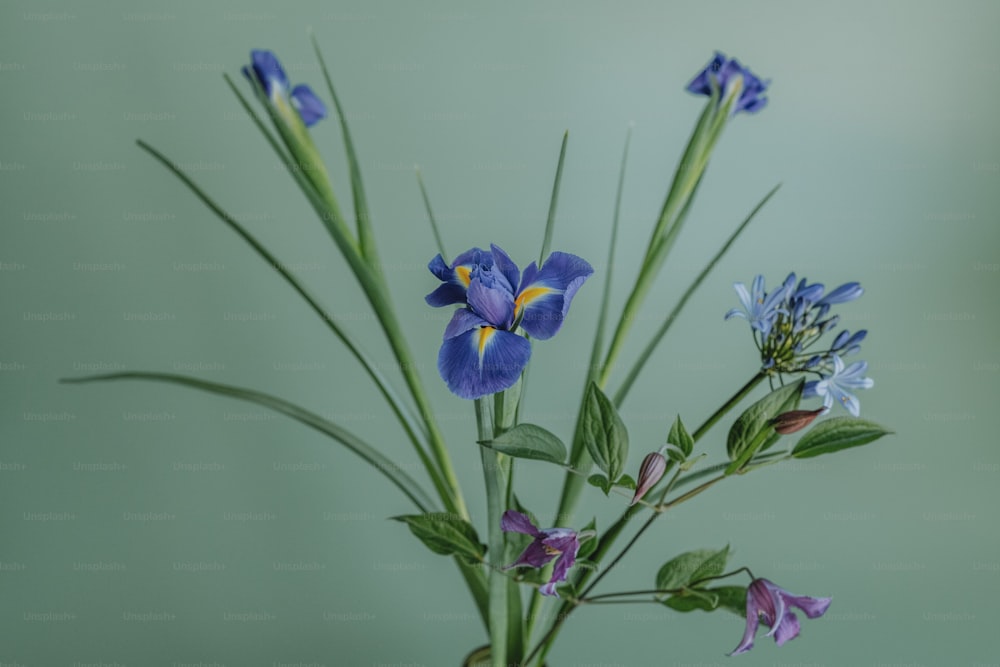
[726,273,873,416]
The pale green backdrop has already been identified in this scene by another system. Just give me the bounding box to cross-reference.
[2,0,998,665]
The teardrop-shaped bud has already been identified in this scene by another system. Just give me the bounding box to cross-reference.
[630,451,667,506]
[770,407,826,435]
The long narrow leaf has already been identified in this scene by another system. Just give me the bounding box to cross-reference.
[416,167,448,262]
[539,130,569,265]
[613,184,782,405]
[311,32,378,265]
[61,372,437,512]
[134,140,446,499]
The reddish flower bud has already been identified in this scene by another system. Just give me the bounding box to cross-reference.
[630,451,667,506]
[770,407,826,435]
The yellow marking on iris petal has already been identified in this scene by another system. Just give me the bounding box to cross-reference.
[543,545,561,555]
[514,286,555,315]
[477,327,497,363]
[455,265,472,287]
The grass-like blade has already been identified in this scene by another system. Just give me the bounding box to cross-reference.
[134,139,446,500]
[60,372,437,512]
[539,130,569,265]
[613,183,782,406]
[311,31,378,266]
[416,167,448,262]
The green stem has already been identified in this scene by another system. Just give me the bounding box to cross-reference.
[528,372,766,664]
[477,399,508,667]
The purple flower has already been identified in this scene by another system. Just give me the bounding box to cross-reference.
[803,354,874,417]
[427,244,592,400]
[730,578,831,655]
[501,510,580,597]
[687,51,769,115]
[242,49,327,127]
[724,275,788,336]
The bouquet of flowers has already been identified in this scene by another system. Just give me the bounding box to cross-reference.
[66,41,891,666]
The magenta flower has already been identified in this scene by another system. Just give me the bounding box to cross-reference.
[730,578,832,655]
[501,510,580,597]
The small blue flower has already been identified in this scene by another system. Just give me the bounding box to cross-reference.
[687,51,769,115]
[803,354,874,417]
[724,275,788,336]
[427,244,592,399]
[242,49,327,127]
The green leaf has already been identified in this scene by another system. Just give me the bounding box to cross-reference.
[615,474,636,491]
[664,585,747,616]
[577,517,598,560]
[393,513,486,564]
[480,423,567,464]
[727,379,803,470]
[792,416,893,459]
[539,130,569,265]
[668,415,694,457]
[587,474,612,496]
[656,545,731,590]
[60,372,436,512]
[582,381,629,481]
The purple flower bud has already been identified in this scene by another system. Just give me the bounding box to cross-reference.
[630,451,667,506]
[770,407,826,435]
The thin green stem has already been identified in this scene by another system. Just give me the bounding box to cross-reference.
[415,168,448,262]
[477,399,508,667]
[528,372,766,664]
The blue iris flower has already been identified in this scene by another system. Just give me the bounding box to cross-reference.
[686,51,769,115]
[242,49,327,127]
[426,244,593,400]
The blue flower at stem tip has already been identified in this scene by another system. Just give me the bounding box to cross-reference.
[730,578,831,655]
[426,245,593,400]
[687,51,769,114]
[501,510,580,597]
[803,354,874,418]
[242,49,327,127]
[724,274,787,336]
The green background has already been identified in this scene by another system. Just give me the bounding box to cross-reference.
[2,0,998,665]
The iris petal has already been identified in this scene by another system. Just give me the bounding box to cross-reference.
[290,84,327,127]
[248,49,288,98]
[516,252,593,340]
[437,327,530,399]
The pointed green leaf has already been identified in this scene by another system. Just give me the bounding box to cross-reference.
[577,517,598,560]
[582,381,629,481]
[664,585,747,616]
[792,416,893,459]
[393,513,486,564]
[656,545,730,591]
[480,423,567,465]
[668,416,694,457]
[60,372,436,512]
[615,474,636,491]
[587,474,612,496]
[727,379,803,468]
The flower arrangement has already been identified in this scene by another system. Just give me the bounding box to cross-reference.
[65,43,892,666]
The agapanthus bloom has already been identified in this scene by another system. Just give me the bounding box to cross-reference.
[730,578,831,655]
[426,245,592,400]
[242,49,327,127]
[687,51,769,115]
[803,355,875,417]
[501,510,580,597]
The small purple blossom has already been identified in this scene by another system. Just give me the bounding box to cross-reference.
[426,245,592,400]
[803,354,874,417]
[501,510,580,597]
[687,51,769,115]
[242,49,327,127]
[730,578,831,655]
